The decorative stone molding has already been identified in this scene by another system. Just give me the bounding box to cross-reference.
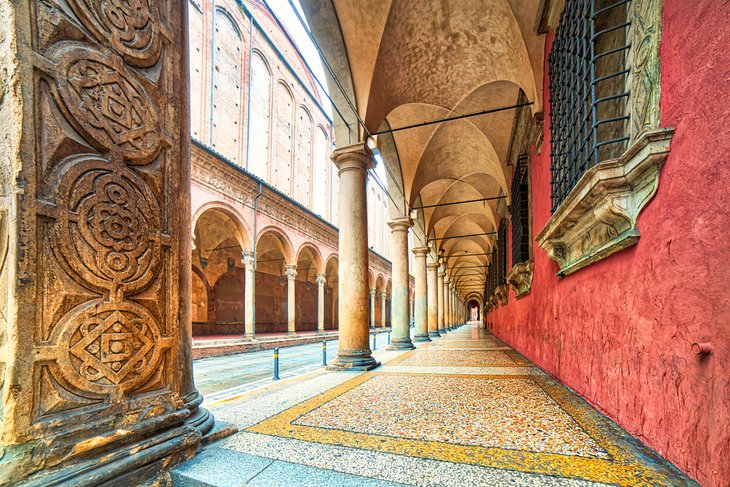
[537,129,673,276]
[507,261,534,298]
[495,284,509,306]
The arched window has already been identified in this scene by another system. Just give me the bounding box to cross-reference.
[188,0,205,139]
[211,9,243,163]
[272,81,293,193]
[312,127,328,215]
[248,51,271,181]
[294,106,313,206]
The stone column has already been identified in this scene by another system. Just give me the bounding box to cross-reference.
[243,251,256,337]
[444,274,452,332]
[427,260,441,338]
[0,1,201,483]
[370,288,376,328]
[316,273,326,333]
[412,247,430,342]
[387,218,415,351]
[381,292,388,328]
[437,266,446,334]
[330,144,378,370]
[285,265,297,334]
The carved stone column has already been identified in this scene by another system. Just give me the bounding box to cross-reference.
[316,273,326,333]
[0,1,201,484]
[285,264,297,335]
[437,266,446,334]
[330,144,378,370]
[427,261,441,338]
[380,292,388,329]
[387,218,415,351]
[412,247,430,342]
[243,251,255,337]
[369,288,376,328]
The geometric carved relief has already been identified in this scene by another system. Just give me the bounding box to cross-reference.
[50,43,162,163]
[53,299,166,396]
[52,155,163,294]
[66,0,164,68]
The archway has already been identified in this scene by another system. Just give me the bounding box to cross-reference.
[192,207,249,336]
[468,298,481,321]
[295,243,325,332]
[324,255,339,330]
[255,227,295,334]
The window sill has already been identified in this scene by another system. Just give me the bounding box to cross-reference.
[536,128,674,277]
[507,260,534,298]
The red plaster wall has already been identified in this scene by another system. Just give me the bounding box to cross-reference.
[489,2,730,485]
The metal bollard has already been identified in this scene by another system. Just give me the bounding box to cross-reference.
[387,332,391,345]
[372,333,377,350]
[322,340,327,366]
[273,347,280,380]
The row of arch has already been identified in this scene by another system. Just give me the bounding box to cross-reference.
[191,204,392,335]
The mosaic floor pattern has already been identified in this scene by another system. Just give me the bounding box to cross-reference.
[212,324,697,486]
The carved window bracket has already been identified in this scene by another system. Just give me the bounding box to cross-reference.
[537,129,673,276]
[507,260,534,298]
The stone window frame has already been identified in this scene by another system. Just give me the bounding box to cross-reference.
[536,0,673,277]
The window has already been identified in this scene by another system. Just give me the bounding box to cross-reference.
[497,219,507,286]
[548,0,631,212]
[511,155,530,266]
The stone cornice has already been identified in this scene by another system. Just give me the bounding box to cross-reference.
[536,129,674,276]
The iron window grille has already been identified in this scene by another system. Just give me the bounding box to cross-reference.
[486,247,498,298]
[511,155,530,266]
[548,0,632,212]
[497,219,507,285]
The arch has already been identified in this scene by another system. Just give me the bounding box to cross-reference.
[256,226,296,265]
[295,242,325,275]
[211,7,244,163]
[191,266,209,323]
[368,269,375,290]
[272,81,294,193]
[312,125,329,216]
[295,105,313,206]
[211,271,243,323]
[249,49,272,181]
[375,274,385,292]
[324,254,339,330]
[192,201,252,251]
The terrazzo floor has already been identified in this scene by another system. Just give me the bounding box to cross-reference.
[173,323,699,487]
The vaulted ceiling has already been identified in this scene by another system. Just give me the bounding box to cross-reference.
[301,0,545,299]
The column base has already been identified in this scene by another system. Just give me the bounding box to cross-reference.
[428,331,442,338]
[287,331,296,336]
[328,349,380,371]
[413,333,431,343]
[183,390,215,436]
[387,337,415,351]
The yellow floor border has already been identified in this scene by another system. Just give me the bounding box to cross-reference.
[247,371,693,486]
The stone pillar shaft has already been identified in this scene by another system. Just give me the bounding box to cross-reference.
[444,275,451,331]
[286,265,297,334]
[370,289,376,328]
[387,218,415,350]
[316,273,326,333]
[427,261,440,337]
[381,292,387,328]
[437,267,445,333]
[330,144,378,370]
[412,247,430,342]
[243,251,255,337]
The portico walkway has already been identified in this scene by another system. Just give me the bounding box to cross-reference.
[173,323,697,486]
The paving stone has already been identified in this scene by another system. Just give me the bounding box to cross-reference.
[170,447,272,486]
[247,460,407,487]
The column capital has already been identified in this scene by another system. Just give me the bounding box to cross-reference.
[316,272,327,285]
[427,262,440,270]
[387,217,413,232]
[332,142,375,173]
[438,267,445,277]
[381,291,388,299]
[412,246,429,256]
[285,264,297,279]
[370,288,377,296]
[242,250,255,269]
[444,274,451,284]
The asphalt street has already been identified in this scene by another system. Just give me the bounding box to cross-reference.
[194,330,395,405]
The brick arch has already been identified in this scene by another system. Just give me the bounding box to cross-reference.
[192,201,252,251]
[256,225,296,265]
[296,242,325,274]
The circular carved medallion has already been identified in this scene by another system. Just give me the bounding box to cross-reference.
[51,43,161,164]
[67,0,163,67]
[54,299,163,395]
[53,155,162,294]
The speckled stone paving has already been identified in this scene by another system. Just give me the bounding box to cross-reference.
[181,323,698,487]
